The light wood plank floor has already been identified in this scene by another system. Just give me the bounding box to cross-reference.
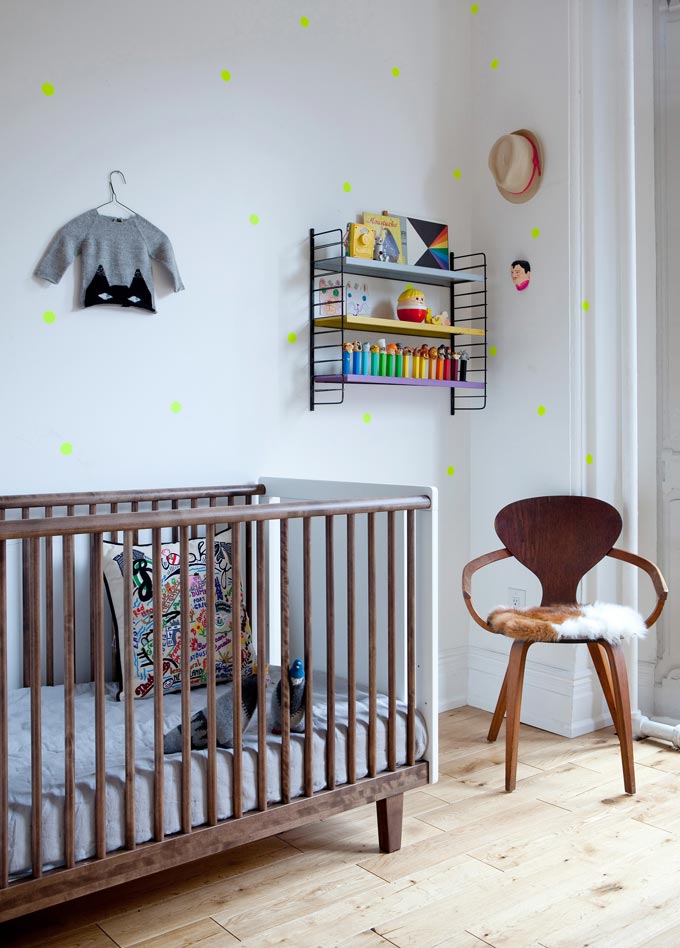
[4,707,680,948]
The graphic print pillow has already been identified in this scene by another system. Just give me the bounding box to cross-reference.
[103,530,255,699]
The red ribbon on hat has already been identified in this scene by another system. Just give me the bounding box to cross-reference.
[508,134,541,195]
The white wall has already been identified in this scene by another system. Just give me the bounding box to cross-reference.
[0,0,475,707]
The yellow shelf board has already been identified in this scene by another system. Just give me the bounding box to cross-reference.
[314,314,485,339]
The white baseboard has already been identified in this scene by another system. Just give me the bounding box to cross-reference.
[638,659,656,716]
[439,645,468,712]
[467,645,612,738]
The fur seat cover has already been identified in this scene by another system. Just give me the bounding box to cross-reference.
[487,602,646,644]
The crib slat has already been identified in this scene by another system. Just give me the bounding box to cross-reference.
[22,508,29,688]
[206,523,217,826]
[190,498,198,540]
[407,509,416,766]
[367,512,377,778]
[280,520,290,805]
[256,520,267,810]
[152,527,164,841]
[0,529,8,888]
[30,536,42,878]
[245,496,253,622]
[93,534,106,859]
[63,535,76,870]
[387,511,397,772]
[325,516,335,791]
[45,507,54,686]
[232,522,243,819]
[89,504,97,682]
[347,514,356,785]
[180,527,191,835]
[110,502,119,543]
[124,532,136,849]
[172,500,179,543]
[303,517,313,797]
[131,500,139,545]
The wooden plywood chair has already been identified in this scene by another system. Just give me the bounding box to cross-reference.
[462,496,668,794]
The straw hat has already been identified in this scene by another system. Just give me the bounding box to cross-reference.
[488,129,543,204]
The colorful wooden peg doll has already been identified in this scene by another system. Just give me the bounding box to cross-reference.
[402,345,412,378]
[342,341,353,375]
[451,350,460,381]
[437,344,446,380]
[386,342,398,377]
[352,340,362,375]
[370,343,380,375]
[378,339,387,376]
[428,346,438,380]
[361,341,371,375]
[412,346,421,378]
[395,342,404,378]
[420,345,429,380]
[444,346,451,380]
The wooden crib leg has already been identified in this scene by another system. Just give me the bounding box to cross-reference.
[376,793,404,853]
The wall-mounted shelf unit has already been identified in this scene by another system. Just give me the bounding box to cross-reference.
[309,227,487,414]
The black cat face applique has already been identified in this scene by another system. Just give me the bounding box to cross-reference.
[85,265,153,311]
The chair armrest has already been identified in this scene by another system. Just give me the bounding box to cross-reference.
[607,547,669,628]
[462,548,512,632]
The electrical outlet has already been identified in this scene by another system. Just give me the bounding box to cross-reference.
[508,587,526,609]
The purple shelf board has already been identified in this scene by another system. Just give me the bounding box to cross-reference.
[315,374,485,389]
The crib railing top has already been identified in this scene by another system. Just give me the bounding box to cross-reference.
[0,495,431,541]
[0,484,266,514]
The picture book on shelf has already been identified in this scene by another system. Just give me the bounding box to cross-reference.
[361,212,407,264]
[404,217,449,270]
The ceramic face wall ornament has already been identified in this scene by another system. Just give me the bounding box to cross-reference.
[510,259,531,291]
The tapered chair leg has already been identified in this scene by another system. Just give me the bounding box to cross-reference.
[588,642,619,734]
[505,640,532,792]
[602,641,635,795]
[487,669,508,743]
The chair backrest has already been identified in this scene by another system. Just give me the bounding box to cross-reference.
[494,496,622,605]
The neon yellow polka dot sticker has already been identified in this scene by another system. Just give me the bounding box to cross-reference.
[470,3,479,12]
[221,70,231,82]
[170,401,182,414]
[60,442,73,456]
[42,82,55,96]
[249,213,259,225]
[447,466,455,476]
[489,345,497,357]
[582,300,590,312]
[362,412,371,424]
[392,67,400,77]
[287,331,297,344]
[43,310,56,324]
[586,453,594,465]
[537,405,546,416]
[531,227,540,238]
[300,16,310,27]
[490,59,499,70]
[453,169,461,179]
[343,181,352,193]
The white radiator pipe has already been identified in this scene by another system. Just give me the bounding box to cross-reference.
[632,710,680,749]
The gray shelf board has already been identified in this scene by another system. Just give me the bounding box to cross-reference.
[316,256,484,286]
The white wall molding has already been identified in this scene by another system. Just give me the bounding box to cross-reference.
[468,645,611,738]
[439,645,468,712]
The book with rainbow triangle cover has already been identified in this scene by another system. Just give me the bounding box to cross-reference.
[404,217,449,270]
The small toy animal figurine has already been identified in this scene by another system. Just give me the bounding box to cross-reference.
[374,229,388,262]
[271,658,306,733]
[426,309,451,326]
[164,674,258,752]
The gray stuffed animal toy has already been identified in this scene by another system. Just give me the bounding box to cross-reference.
[164,673,258,753]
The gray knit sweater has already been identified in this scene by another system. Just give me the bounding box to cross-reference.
[35,209,184,313]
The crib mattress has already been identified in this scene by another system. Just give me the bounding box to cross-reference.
[7,670,428,877]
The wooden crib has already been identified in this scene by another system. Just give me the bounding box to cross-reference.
[0,480,437,922]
